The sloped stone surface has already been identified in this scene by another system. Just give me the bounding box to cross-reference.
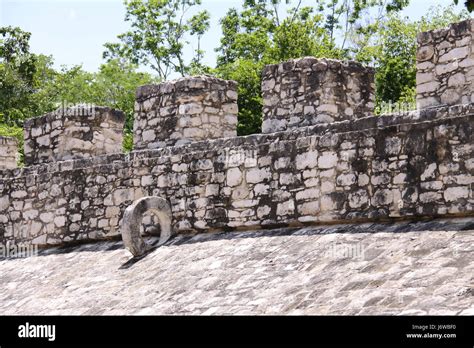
[0,218,472,315]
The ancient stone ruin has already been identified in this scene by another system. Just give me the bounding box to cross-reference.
[121,196,173,256]
[262,58,375,133]
[416,18,474,108]
[0,136,18,170]
[0,18,472,250]
[23,105,125,166]
[134,76,238,150]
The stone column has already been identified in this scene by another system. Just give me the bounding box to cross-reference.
[416,19,474,109]
[24,105,125,166]
[261,57,375,133]
[134,76,238,150]
[0,136,18,169]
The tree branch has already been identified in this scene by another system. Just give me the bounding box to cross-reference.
[289,0,303,25]
[341,0,351,50]
[272,1,281,26]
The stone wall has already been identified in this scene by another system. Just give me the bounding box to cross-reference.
[134,76,238,150]
[0,137,18,170]
[416,18,474,109]
[0,104,472,245]
[0,19,473,247]
[261,57,375,133]
[24,105,125,166]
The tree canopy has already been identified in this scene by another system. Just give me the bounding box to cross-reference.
[103,0,211,79]
[0,26,155,159]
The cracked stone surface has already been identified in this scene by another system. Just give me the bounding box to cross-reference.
[0,218,473,315]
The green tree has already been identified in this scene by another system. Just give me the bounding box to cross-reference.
[48,65,95,107]
[454,0,474,12]
[215,1,467,125]
[89,59,157,151]
[215,1,348,135]
[0,29,59,164]
[268,8,343,62]
[322,0,409,55]
[1,24,157,159]
[1,26,155,158]
[215,0,410,65]
[104,0,211,80]
[0,26,38,125]
[188,10,211,74]
[216,59,264,135]
[38,59,156,152]
[372,5,470,111]
[28,54,64,116]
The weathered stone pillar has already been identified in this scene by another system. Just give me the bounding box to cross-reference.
[134,76,238,150]
[261,57,375,133]
[416,18,474,109]
[23,105,125,166]
[0,136,18,169]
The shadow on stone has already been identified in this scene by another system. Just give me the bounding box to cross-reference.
[118,237,170,269]
[168,217,474,247]
[121,196,173,257]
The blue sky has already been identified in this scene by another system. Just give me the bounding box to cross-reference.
[0,0,469,76]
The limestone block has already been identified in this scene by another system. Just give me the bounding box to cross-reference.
[262,57,375,133]
[134,76,238,149]
[24,105,125,166]
[0,137,18,170]
[416,19,474,109]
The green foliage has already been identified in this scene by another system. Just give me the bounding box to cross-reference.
[215,1,346,135]
[267,10,343,62]
[374,15,418,107]
[1,25,156,159]
[320,0,410,57]
[0,26,33,62]
[374,5,470,110]
[90,59,157,152]
[215,59,264,135]
[36,64,95,110]
[213,0,416,135]
[189,10,211,74]
[122,131,134,153]
[28,55,66,117]
[1,0,472,164]
[0,26,38,125]
[454,0,474,12]
[419,4,471,31]
[37,59,156,152]
[103,0,211,80]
